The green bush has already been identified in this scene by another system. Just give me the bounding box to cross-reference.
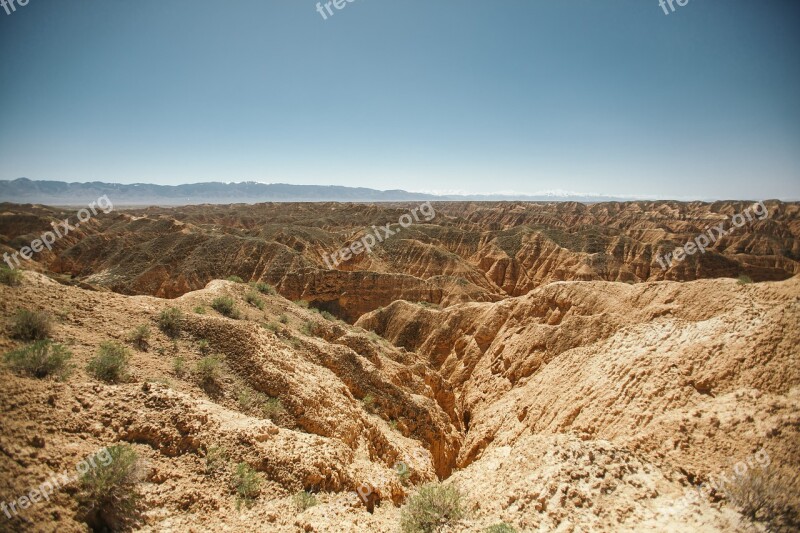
[293,490,318,512]
[3,340,74,380]
[196,355,222,387]
[300,320,320,337]
[87,342,131,383]
[232,462,262,508]
[205,445,228,475]
[278,313,289,324]
[0,266,22,286]
[193,305,206,315]
[172,356,186,377]
[79,444,142,531]
[400,483,464,533]
[211,296,240,319]
[263,321,280,333]
[320,310,337,321]
[485,524,516,533]
[157,307,183,338]
[197,339,211,355]
[245,291,265,310]
[293,299,310,308]
[226,275,244,283]
[250,281,276,295]
[10,308,52,341]
[127,324,150,350]
[361,394,377,413]
[738,274,754,285]
[262,397,286,421]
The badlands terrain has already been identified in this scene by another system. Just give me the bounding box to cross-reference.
[0,200,799,532]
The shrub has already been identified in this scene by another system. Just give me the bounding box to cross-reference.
[400,483,464,533]
[278,313,289,324]
[361,394,377,413]
[79,444,142,531]
[262,397,286,421]
[726,465,799,529]
[263,322,280,333]
[300,320,319,337]
[232,462,262,508]
[0,266,22,286]
[87,342,131,383]
[293,490,318,512]
[211,296,240,319]
[245,291,265,310]
[485,524,516,533]
[293,299,309,308]
[172,356,186,377]
[320,310,337,321]
[193,305,206,315]
[226,275,244,283]
[196,355,222,387]
[737,275,754,285]
[10,308,52,341]
[127,324,150,351]
[197,339,211,355]
[157,307,183,338]
[250,281,276,295]
[205,445,228,475]
[4,340,74,380]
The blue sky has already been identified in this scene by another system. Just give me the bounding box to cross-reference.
[1,0,798,199]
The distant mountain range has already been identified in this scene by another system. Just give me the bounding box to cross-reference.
[0,178,634,205]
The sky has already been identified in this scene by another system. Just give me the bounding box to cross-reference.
[0,0,799,200]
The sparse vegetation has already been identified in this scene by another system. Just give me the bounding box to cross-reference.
[10,308,52,341]
[0,265,22,286]
[232,462,262,508]
[127,324,151,350]
[484,524,516,533]
[400,482,465,533]
[172,356,186,377]
[195,355,222,388]
[726,466,799,530]
[193,305,206,315]
[250,281,276,295]
[300,320,321,337]
[197,339,211,355]
[245,291,265,310]
[226,275,244,283]
[157,307,184,338]
[278,313,289,324]
[263,321,280,333]
[293,490,318,512]
[262,397,286,421]
[236,388,285,421]
[87,342,131,383]
[737,274,754,285]
[211,296,240,319]
[205,445,229,475]
[3,340,74,380]
[320,310,337,321]
[79,444,142,531]
[293,299,309,308]
[361,394,377,413]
